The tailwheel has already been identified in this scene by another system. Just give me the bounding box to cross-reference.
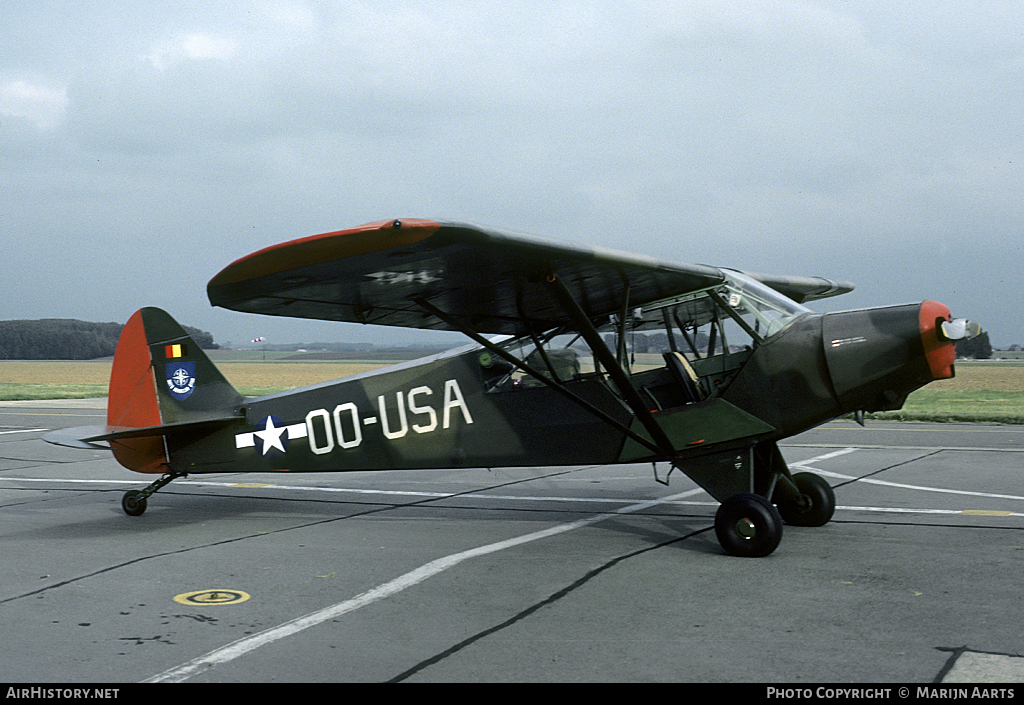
[119,470,185,516]
[122,490,148,516]
[715,493,783,558]
[777,472,835,527]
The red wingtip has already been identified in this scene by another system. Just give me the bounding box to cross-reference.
[107,309,167,474]
[207,219,442,288]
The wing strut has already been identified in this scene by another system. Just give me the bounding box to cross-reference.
[708,289,762,343]
[412,297,668,458]
[542,271,678,459]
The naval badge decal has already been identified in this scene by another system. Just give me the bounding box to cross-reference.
[166,361,196,401]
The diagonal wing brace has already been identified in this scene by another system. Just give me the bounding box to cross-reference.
[413,297,669,459]
[542,270,678,459]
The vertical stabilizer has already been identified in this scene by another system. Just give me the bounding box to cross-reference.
[107,307,243,473]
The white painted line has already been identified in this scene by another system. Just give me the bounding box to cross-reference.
[144,487,706,683]
[787,447,1024,513]
[0,398,106,408]
[820,471,1024,502]
[0,428,47,435]
[942,651,1024,683]
[793,449,1024,502]
[793,447,861,464]
[836,504,1024,517]
[0,476,705,504]
[2,478,150,485]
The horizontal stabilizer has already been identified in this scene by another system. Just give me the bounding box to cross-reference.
[42,416,243,451]
[42,426,118,450]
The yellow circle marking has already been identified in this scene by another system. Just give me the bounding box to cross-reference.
[174,589,251,606]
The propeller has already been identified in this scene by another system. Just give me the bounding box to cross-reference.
[938,318,981,341]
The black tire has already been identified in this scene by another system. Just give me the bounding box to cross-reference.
[714,493,783,557]
[122,490,147,517]
[777,472,835,527]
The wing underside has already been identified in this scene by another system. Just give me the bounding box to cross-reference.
[207,219,852,334]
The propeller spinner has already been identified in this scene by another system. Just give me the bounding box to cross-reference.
[939,318,981,341]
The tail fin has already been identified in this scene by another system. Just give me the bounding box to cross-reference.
[105,307,243,473]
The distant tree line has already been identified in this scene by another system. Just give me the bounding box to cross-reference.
[603,331,716,355]
[605,329,996,360]
[0,319,218,360]
[955,331,992,360]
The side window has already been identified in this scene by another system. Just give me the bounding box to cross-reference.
[481,331,595,391]
[480,273,809,401]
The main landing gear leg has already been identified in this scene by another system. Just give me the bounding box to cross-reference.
[712,442,837,557]
[121,469,187,516]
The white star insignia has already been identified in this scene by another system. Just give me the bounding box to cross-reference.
[253,416,287,456]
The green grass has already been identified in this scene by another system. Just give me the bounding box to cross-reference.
[867,388,1024,424]
[0,382,109,401]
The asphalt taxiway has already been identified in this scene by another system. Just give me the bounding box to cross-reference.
[1,399,1022,683]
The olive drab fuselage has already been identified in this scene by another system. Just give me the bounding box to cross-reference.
[166,277,958,508]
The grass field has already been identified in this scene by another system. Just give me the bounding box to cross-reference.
[867,362,1024,424]
[2,359,1022,424]
[0,360,390,400]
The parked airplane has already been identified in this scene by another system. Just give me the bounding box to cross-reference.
[45,219,979,556]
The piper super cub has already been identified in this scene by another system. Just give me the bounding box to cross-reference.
[45,219,979,557]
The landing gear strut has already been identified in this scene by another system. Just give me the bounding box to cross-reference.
[712,442,836,557]
[121,470,186,516]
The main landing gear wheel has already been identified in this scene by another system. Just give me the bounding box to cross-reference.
[777,472,836,527]
[715,493,783,558]
[121,490,148,517]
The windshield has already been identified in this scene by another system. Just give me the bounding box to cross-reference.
[721,270,811,339]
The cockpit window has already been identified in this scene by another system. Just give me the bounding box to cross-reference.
[721,270,811,340]
[479,270,813,398]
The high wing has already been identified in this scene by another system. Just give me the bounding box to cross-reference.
[739,271,855,304]
[207,219,852,334]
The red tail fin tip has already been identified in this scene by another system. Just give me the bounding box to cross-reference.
[107,309,167,474]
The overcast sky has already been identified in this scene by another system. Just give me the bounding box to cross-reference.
[3,1,1022,347]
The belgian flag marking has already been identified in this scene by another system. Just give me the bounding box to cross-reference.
[165,343,188,359]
